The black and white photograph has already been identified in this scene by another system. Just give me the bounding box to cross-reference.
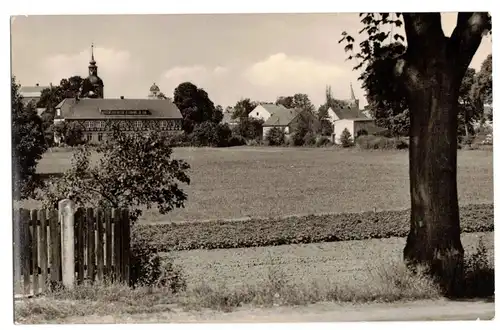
[5,2,495,324]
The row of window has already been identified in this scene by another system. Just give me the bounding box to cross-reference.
[100,110,151,116]
[82,120,181,130]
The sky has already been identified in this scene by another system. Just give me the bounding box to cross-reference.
[11,13,492,109]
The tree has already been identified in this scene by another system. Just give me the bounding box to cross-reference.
[12,77,47,200]
[213,105,224,124]
[340,13,492,292]
[54,121,85,146]
[232,98,258,119]
[38,128,190,223]
[233,117,264,141]
[173,82,218,133]
[276,93,316,112]
[339,128,353,148]
[265,127,286,146]
[472,54,492,105]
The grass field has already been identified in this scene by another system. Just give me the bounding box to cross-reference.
[167,232,494,290]
[29,147,493,223]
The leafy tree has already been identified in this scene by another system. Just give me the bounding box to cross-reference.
[339,128,353,148]
[265,127,286,146]
[213,105,224,124]
[54,121,85,146]
[317,85,345,136]
[275,96,294,109]
[291,110,319,145]
[340,12,492,292]
[232,98,258,119]
[472,54,492,105]
[38,128,190,223]
[276,94,315,112]
[12,77,47,200]
[173,82,218,133]
[233,117,264,140]
[189,121,232,147]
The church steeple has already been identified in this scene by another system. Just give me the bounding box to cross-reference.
[350,82,356,100]
[85,43,104,98]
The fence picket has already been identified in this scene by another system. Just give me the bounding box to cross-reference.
[20,209,31,295]
[13,209,21,292]
[31,210,39,295]
[39,209,48,293]
[96,208,104,281]
[75,208,85,284]
[105,209,112,280]
[122,209,130,284]
[113,209,122,282]
[87,208,95,282]
[49,209,61,284]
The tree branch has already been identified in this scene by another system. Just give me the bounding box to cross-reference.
[449,12,491,71]
[403,13,445,54]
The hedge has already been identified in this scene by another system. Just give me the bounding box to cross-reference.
[133,203,494,252]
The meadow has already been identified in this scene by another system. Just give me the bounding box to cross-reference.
[31,147,493,223]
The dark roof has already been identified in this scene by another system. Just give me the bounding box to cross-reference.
[56,98,183,120]
[329,104,366,120]
[259,103,291,115]
[263,107,301,126]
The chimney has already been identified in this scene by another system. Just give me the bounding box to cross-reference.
[120,96,124,99]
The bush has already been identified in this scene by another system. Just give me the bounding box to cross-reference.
[316,136,331,147]
[356,129,368,137]
[247,139,263,146]
[356,135,409,150]
[168,132,190,147]
[130,229,186,292]
[303,132,317,146]
[233,117,264,141]
[189,122,233,147]
[265,127,286,146]
[340,128,353,148]
[134,203,493,252]
[228,135,246,147]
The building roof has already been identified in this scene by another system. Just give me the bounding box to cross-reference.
[20,85,49,98]
[222,111,239,125]
[262,106,301,126]
[258,103,291,116]
[56,98,183,120]
[329,104,367,120]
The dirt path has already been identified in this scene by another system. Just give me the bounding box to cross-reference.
[60,299,494,323]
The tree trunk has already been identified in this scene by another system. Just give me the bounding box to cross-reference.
[403,60,465,295]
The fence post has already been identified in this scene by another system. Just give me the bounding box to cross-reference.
[59,199,75,289]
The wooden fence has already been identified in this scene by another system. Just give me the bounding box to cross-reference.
[13,202,131,297]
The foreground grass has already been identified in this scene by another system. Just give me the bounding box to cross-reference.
[27,148,493,223]
[15,259,441,323]
[15,235,494,323]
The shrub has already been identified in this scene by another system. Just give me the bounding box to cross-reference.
[134,203,493,252]
[168,132,190,147]
[247,139,262,146]
[356,135,408,150]
[316,136,331,147]
[266,127,286,146]
[356,129,368,137]
[189,122,233,147]
[303,132,317,146]
[340,128,353,148]
[130,229,186,291]
[233,117,264,141]
[228,135,246,147]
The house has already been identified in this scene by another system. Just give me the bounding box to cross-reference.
[221,107,240,128]
[325,84,366,124]
[249,103,288,122]
[333,118,387,143]
[19,83,50,116]
[53,45,183,144]
[261,107,303,138]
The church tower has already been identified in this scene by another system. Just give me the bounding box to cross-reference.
[148,83,161,99]
[85,43,104,98]
[347,82,359,110]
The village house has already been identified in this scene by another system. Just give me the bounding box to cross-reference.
[54,45,183,144]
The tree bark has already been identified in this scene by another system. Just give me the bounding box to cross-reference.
[403,62,465,294]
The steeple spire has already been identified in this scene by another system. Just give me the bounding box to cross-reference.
[90,43,96,65]
[350,82,356,100]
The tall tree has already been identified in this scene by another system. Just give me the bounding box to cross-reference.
[340,13,491,293]
[173,82,218,133]
[231,98,258,119]
[12,77,47,200]
[276,94,316,112]
[472,54,492,105]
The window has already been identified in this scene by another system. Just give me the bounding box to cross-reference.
[87,134,92,141]
[135,121,143,130]
[56,109,61,117]
[256,112,259,116]
[98,133,103,142]
[160,120,166,128]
